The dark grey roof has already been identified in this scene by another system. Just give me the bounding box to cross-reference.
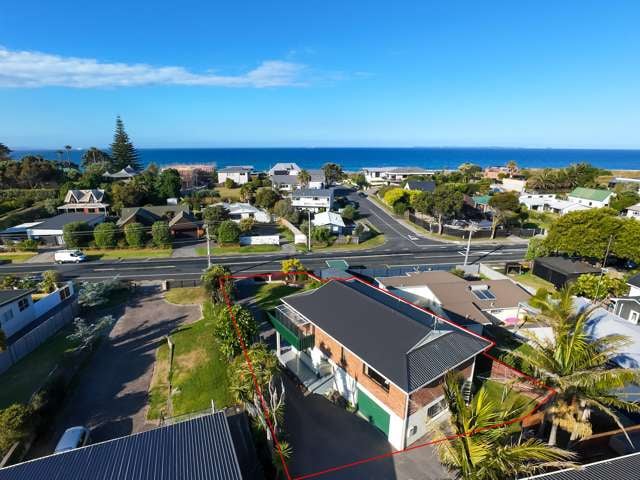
[219,166,252,173]
[292,188,334,197]
[168,210,200,227]
[524,452,640,479]
[283,280,490,392]
[0,412,242,480]
[534,257,600,275]
[628,274,640,289]
[29,213,104,230]
[271,174,299,185]
[0,289,31,308]
[406,180,436,192]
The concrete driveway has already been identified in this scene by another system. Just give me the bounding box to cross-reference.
[283,375,449,480]
[29,285,201,458]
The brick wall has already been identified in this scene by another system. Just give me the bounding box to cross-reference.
[313,326,407,418]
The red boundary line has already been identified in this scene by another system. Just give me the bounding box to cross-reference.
[220,271,555,480]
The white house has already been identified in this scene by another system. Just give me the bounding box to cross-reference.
[217,166,253,185]
[625,202,640,219]
[312,211,345,234]
[291,189,334,212]
[501,178,527,193]
[268,163,301,177]
[27,213,105,245]
[567,187,614,209]
[223,203,271,223]
[544,198,589,215]
[519,193,557,211]
[239,225,281,246]
[362,167,435,186]
[271,175,299,192]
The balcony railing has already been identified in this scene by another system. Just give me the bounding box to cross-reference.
[268,305,315,350]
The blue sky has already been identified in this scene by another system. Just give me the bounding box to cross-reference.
[1,0,639,149]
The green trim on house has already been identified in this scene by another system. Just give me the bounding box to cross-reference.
[266,311,315,351]
[568,187,612,202]
[357,388,391,436]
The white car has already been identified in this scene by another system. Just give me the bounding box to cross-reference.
[54,250,87,264]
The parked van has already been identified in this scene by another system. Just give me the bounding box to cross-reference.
[54,426,91,453]
[54,250,87,264]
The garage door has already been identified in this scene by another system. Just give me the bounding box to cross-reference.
[357,388,390,436]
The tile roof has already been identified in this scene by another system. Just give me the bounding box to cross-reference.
[0,289,32,308]
[0,412,242,480]
[282,279,490,392]
[525,452,640,479]
[568,187,613,202]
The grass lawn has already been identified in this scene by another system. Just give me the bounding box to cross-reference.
[195,244,281,256]
[85,248,172,260]
[524,211,558,231]
[0,252,36,263]
[215,186,242,201]
[298,233,387,252]
[510,272,555,293]
[0,325,78,409]
[147,311,234,419]
[254,283,304,310]
[164,287,207,305]
[483,379,538,429]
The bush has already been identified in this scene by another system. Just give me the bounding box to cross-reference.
[572,274,630,301]
[0,403,32,457]
[77,279,128,308]
[63,221,92,248]
[255,188,279,210]
[16,239,38,252]
[217,220,241,244]
[40,270,60,293]
[224,178,236,188]
[201,264,232,303]
[124,222,145,248]
[93,222,118,249]
[341,204,358,221]
[312,226,331,244]
[239,217,255,233]
[393,201,408,215]
[151,221,172,247]
[211,303,257,359]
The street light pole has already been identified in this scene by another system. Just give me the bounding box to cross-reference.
[205,223,212,269]
[307,210,312,252]
[594,234,614,301]
[463,228,474,266]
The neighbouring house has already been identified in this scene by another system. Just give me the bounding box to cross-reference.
[625,202,640,219]
[0,411,260,480]
[524,451,640,479]
[223,203,271,223]
[117,205,190,228]
[500,178,527,193]
[362,167,436,186]
[168,210,203,238]
[103,165,139,181]
[0,222,46,243]
[532,256,600,289]
[375,271,532,333]
[471,195,491,213]
[308,169,326,189]
[269,278,491,449]
[291,188,334,212]
[312,211,345,234]
[609,274,640,324]
[271,174,300,192]
[567,187,614,209]
[26,213,105,245]
[239,224,281,246]
[217,166,253,185]
[544,198,589,215]
[608,177,640,192]
[268,162,301,177]
[519,193,588,215]
[483,166,511,180]
[404,180,436,193]
[58,189,109,214]
[0,289,35,339]
[163,164,215,188]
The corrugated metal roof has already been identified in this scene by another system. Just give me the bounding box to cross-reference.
[524,452,640,479]
[0,289,32,308]
[0,413,242,480]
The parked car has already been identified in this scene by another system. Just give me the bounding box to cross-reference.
[54,249,87,264]
[358,192,367,198]
[54,426,91,453]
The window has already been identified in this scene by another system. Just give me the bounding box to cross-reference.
[59,286,71,300]
[471,288,496,300]
[630,311,639,325]
[427,398,447,418]
[18,298,29,311]
[363,364,390,391]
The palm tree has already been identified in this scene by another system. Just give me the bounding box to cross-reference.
[297,169,311,188]
[64,144,72,162]
[506,160,518,178]
[511,288,640,446]
[436,373,574,479]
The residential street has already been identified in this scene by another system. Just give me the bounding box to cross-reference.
[27,285,201,459]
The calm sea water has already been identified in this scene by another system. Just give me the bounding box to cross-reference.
[10,147,640,171]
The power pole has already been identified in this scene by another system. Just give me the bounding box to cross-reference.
[594,235,614,301]
[205,223,212,269]
[463,228,474,266]
[307,210,312,252]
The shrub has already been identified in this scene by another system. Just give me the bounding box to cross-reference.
[124,222,145,248]
[255,188,279,210]
[383,187,407,207]
[312,226,331,244]
[341,204,358,221]
[572,274,630,300]
[93,222,118,249]
[211,303,257,359]
[0,403,32,457]
[63,221,92,248]
[77,279,127,308]
[201,264,232,303]
[239,217,255,233]
[39,270,60,293]
[16,239,38,252]
[151,221,172,248]
[393,201,408,215]
[224,178,236,188]
[217,220,240,244]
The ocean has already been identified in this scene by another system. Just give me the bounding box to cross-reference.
[10,147,640,172]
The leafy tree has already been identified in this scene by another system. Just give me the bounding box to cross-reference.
[511,288,640,446]
[610,190,640,212]
[297,169,311,187]
[281,258,304,283]
[506,160,518,177]
[312,226,331,244]
[0,404,33,457]
[273,198,297,222]
[156,168,182,199]
[458,162,482,182]
[341,204,358,221]
[488,192,520,239]
[525,237,550,261]
[201,265,232,302]
[77,279,127,308]
[204,204,230,226]
[255,187,279,210]
[410,191,434,214]
[67,315,115,351]
[432,184,464,234]
[393,201,408,215]
[352,172,367,189]
[124,222,146,248]
[151,221,172,247]
[0,142,12,161]
[93,222,118,248]
[110,181,146,212]
[81,147,112,169]
[212,303,257,359]
[322,163,344,185]
[229,343,279,403]
[239,183,255,203]
[572,274,629,300]
[63,221,92,248]
[239,217,255,233]
[40,270,60,293]
[383,187,407,207]
[437,373,573,479]
[224,178,236,188]
[217,220,241,244]
[109,116,139,170]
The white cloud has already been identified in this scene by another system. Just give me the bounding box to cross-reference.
[0,46,307,88]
